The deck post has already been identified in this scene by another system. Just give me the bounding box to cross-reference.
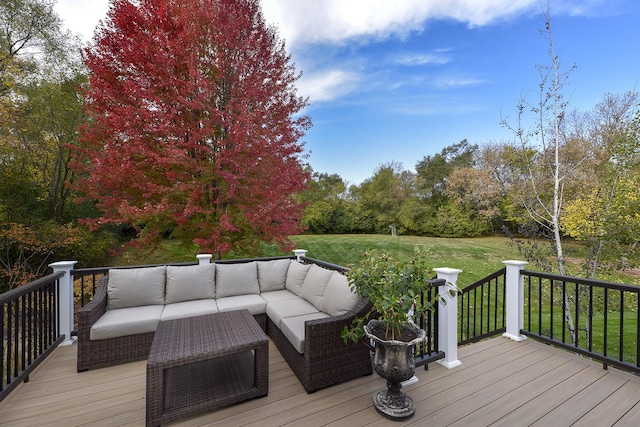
[434,267,462,369]
[49,260,78,346]
[197,254,213,264]
[503,260,529,341]
[293,249,308,261]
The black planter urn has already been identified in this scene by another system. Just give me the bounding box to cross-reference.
[364,319,426,421]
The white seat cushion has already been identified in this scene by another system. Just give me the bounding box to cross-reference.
[90,305,163,340]
[216,294,267,315]
[266,297,319,328]
[321,271,360,316]
[300,264,333,310]
[280,312,330,354]
[161,299,218,321]
[257,259,291,292]
[260,289,299,304]
[165,264,216,304]
[107,266,166,310]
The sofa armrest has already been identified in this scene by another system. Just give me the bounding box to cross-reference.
[77,275,108,336]
[304,300,371,355]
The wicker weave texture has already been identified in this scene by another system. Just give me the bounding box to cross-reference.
[267,299,373,393]
[145,310,268,427]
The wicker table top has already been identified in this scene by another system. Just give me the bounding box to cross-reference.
[148,310,267,366]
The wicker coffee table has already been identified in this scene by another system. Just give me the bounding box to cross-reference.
[145,310,268,426]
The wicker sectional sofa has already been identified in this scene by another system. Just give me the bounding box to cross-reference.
[76,256,372,393]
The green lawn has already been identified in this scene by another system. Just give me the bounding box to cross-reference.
[115,235,522,287]
[283,234,515,286]
[114,234,639,288]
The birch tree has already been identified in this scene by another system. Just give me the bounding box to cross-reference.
[500,3,580,343]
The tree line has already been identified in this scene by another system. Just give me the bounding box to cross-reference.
[299,89,640,277]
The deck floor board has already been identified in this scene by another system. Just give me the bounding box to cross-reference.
[2,337,640,426]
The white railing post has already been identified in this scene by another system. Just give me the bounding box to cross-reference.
[49,260,78,346]
[196,254,212,264]
[434,267,462,369]
[292,249,308,262]
[503,260,529,341]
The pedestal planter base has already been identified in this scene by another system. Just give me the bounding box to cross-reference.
[364,320,426,421]
[373,381,415,420]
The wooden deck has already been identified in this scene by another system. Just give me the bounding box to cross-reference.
[2,336,640,426]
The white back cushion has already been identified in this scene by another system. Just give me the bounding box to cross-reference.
[257,259,291,292]
[215,261,259,298]
[321,271,360,316]
[285,261,311,296]
[300,264,333,310]
[107,266,166,310]
[165,263,215,304]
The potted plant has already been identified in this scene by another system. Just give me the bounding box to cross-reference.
[341,247,455,420]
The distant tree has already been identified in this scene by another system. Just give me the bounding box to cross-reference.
[0,0,69,224]
[74,0,310,257]
[561,92,640,276]
[0,0,64,92]
[17,71,86,223]
[400,140,478,236]
[301,172,348,203]
[444,166,502,233]
[353,162,414,234]
[415,139,477,202]
[299,172,354,234]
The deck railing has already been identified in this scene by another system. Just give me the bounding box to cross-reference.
[414,277,446,367]
[454,261,640,376]
[3,253,639,406]
[18,253,640,401]
[458,267,507,345]
[0,272,65,403]
[520,269,640,374]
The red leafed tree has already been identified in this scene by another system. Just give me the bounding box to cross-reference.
[73,0,311,257]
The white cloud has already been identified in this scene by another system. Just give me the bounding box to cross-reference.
[390,95,487,116]
[54,0,618,48]
[434,76,486,88]
[395,51,452,66]
[260,0,542,49]
[297,69,360,103]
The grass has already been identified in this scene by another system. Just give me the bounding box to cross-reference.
[112,234,639,288]
[114,235,517,287]
[284,235,514,286]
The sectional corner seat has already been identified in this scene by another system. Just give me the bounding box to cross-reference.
[77,257,373,393]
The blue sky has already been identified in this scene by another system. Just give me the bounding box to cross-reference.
[55,0,640,185]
